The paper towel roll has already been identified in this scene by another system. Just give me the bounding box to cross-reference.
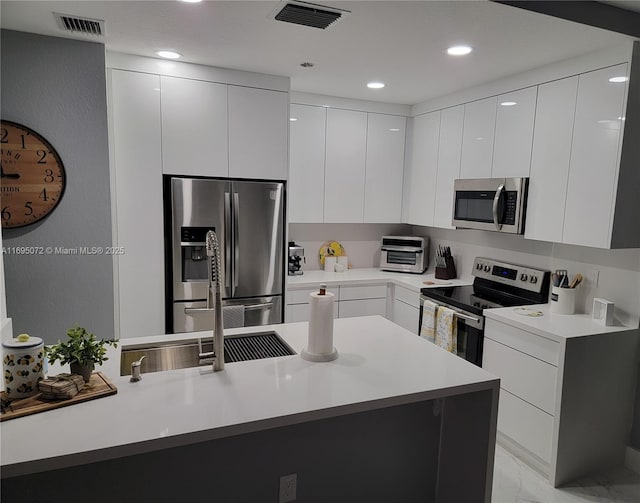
[301,291,338,362]
[324,256,337,272]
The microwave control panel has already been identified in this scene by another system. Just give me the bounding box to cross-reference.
[472,257,548,294]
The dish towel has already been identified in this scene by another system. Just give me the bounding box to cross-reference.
[436,306,457,354]
[223,305,245,329]
[420,299,438,344]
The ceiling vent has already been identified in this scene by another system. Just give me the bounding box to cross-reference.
[54,13,106,36]
[272,1,349,30]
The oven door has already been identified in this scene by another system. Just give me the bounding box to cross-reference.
[418,296,484,366]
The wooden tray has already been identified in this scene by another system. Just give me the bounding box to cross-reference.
[0,372,117,422]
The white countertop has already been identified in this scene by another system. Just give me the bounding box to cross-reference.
[484,304,638,342]
[287,267,473,292]
[1,316,498,478]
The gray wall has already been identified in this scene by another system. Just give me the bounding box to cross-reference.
[1,30,114,343]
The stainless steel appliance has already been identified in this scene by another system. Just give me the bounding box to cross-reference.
[452,177,528,234]
[380,236,428,274]
[288,242,305,276]
[419,257,550,366]
[165,177,285,333]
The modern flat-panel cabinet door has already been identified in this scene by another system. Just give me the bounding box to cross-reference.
[161,76,228,177]
[324,108,367,222]
[404,111,440,226]
[110,70,164,338]
[228,86,289,180]
[492,86,537,178]
[364,113,406,223]
[562,64,628,248]
[525,77,578,243]
[289,104,326,222]
[460,97,497,179]
[433,105,464,229]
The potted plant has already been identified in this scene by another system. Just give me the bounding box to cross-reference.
[45,325,117,382]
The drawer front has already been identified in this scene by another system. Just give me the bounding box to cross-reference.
[483,338,557,415]
[338,298,387,319]
[498,388,554,464]
[339,284,387,301]
[285,303,339,322]
[391,298,420,334]
[485,319,560,366]
[393,284,420,308]
[287,287,338,305]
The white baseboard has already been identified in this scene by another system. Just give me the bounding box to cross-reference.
[626,446,640,476]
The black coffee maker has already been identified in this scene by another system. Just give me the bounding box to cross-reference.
[288,242,305,276]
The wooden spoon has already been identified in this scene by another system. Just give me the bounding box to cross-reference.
[569,273,583,289]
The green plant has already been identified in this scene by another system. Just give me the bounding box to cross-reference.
[45,325,117,367]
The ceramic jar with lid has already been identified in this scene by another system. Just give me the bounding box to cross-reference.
[3,334,45,399]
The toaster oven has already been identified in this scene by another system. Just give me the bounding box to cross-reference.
[380,236,428,274]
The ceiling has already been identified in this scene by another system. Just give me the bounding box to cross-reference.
[0,1,635,105]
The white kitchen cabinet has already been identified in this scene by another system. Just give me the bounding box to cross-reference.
[404,111,440,226]
[433,105,464,229]
[562,64,628,248]
[460,97,497,179]
[492,86,537,178]
[338,298,387,319]
[160,76,228,177]
[228,86,289,180]
[390,284,420,334]
[324,108,368,222]
[364,114,406,223]
[525,77,578,243]
[289,104,326,222]
[285,286,339,323]
[109,70,164,338]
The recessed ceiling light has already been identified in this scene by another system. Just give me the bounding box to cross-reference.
[447,45,473,56]
[389,128,400,132]
[500,101,517,107]
[290,118,298,122]
[156,50,182,60]
[367,82,385,89]
[618,116,626,121]
[609,76,628,83]
[180,0,202,3]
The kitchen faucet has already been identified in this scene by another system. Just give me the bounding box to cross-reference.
[202,230,225,372]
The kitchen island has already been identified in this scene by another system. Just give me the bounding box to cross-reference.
[1,316,499,502]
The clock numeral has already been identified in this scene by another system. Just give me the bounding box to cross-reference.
[0,129,7,143]
[39,188,49,202]
[44,169,54,183]
[20,135,26,149]
[24,202,33,216]
[36,150,47,164]
[1,207,11,221]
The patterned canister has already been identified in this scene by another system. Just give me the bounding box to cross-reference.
[3,334,45,399]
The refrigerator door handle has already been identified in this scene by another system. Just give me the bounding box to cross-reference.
[244,302,273,311]
[233,192,240,288]
[224,192,232,289]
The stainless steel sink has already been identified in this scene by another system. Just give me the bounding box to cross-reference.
[120,331,295,376]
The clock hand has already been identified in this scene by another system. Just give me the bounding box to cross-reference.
[0,165,21,180]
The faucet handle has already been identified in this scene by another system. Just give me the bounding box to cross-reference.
[130,355,145,383]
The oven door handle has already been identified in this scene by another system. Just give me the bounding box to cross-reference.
[421,297,483,327]
[492,183,505,231]
[450,311,482,324]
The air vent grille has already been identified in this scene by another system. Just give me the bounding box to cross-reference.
[274,1,347,29]
[54,13,105,36]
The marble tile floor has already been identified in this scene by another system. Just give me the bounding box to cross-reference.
[492,445,640,502]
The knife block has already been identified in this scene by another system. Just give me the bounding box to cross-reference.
[435,256,457,280]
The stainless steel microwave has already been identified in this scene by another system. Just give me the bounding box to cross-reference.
[380,236,428,274]
[452,177,528,234]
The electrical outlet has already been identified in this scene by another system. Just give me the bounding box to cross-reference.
[588,269,600,288]
[279,473,297,503]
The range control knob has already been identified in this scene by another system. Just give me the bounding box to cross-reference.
[520,273,528,282]
[484,265,490,272]
[530,276,538,284]
[476,263,482,270]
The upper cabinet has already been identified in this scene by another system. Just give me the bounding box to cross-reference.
[324,108,368,223]
[433,105,464,229]
[364,114,406,223]
[460,97,497,179]
[228,86,289,180]
[289,104,326,222]
[161,76,228,177]
[492,86,537,178]
[404,111,440,226]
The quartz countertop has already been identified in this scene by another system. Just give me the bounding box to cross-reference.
[1,316,498,478]
[484,304,638,342]
[287,267,473,292]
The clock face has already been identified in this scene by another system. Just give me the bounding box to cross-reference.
[1,120,66,229]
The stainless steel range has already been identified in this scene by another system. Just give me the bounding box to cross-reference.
[420,257,551,366]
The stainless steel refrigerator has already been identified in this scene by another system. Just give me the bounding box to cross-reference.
[165,177,285,333]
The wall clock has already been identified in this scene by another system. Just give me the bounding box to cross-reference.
[0,120,66,229]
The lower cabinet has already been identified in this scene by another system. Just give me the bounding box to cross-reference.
[389,284,420,334]
[483,317,640,487]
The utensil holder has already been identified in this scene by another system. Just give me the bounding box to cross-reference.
[435,256,457,280]
[551,286,575,315]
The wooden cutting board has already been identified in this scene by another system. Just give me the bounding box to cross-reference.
[0,372,117,422]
